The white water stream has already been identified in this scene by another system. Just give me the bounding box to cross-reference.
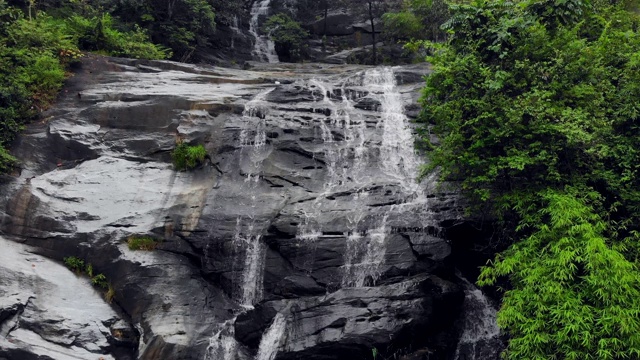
[256,312,288,360]
[249,0,279,63]
[454,277,502,360]
[233,89,274,307]
[204,319,238,360]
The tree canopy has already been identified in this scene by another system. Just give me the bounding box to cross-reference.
[418,0,640,358]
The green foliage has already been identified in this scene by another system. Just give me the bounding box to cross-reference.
[383,0,450,42]
[262,13,309,62]
[0,0,166,174]
[85,263,94,277]
[65,14,170,59]
[171,142,207,171]
[106,0,216,61]
[127,235,160,251]
[419,0,640,358]
[478,189,640,359]
[0,146,17,173]
[383,11,423,41]
[63,256,85,273]
[91,273,109,289]
[63,255,112,294]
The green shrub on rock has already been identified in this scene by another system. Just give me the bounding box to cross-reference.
[91,273,109,289]
[171,142,207,171]
[63,256,85,274]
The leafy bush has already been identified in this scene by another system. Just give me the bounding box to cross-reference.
[63,256,85,273]
[106,0,216,61]
[62,255,114,299]
[383,0,450,43]
[127,235,160,250]
[85,263,94,277]
[419,0,640,358]
[91,273,109,289]
[0,1,167,175]
[171,142,207,171]
[262,13,309,62]
[65,14,170,59]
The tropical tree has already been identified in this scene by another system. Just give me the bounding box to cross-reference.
[419,0,640,358]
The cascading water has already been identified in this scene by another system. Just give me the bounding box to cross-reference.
[294,77,371,277]
[454,277,503,360]
[234,89,274,307]
[256,312,288,360]
[340,67,425,287]
[204,319,238,360]
[249,0,279,63]
[365,68,421,190]
[207,65,449,359]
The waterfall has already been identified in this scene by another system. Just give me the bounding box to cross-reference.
[364,68,421,191]
[233,89,274,307]
[295,77,370,275]
[340,67,424,287]
[233,220,266,307]
[454,277,503,360]
[206,66,434,358]
[256,313,288,360]
[249,0,279,63]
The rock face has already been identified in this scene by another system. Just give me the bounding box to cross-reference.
[0,55,501,359]
[0,237,136,360]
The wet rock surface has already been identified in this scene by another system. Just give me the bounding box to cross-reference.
[0,237,134,360]
[0,55,500,360]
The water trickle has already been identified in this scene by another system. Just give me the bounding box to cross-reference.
[233,220,266,307]
[230,16,240,49]
[249,0,279,63]
[342,215,389,287]
[233,88,274,307]
[454,277,502,360]
[256,312,288,360]
[204,319,238,360]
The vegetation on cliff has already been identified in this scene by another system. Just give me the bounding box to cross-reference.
[263,13,309,62]
[418,0,640,358]
[0,0,168,174]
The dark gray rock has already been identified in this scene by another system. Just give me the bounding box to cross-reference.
[235,274,463,359]
[307,11,358,37]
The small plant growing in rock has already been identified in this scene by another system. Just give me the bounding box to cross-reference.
[171,141,206,171]
[62,256,114,302]
[85,263,94,277]
[64,256,85,274]
[105,284,116,303]
[127,235,160,251]
[91,273,109,289]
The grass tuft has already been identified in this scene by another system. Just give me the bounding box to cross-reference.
[127,235,160,251]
